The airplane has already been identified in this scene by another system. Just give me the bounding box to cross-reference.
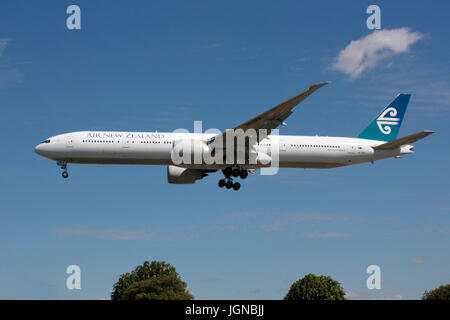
[35,82,434,190]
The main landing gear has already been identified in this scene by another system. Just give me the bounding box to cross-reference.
[218,179,240,190]
[57,160,69,179]
[218,167,248,191]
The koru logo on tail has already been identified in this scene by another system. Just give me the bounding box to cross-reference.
[376,107,399,135]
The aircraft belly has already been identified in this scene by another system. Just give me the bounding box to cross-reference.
[65,146,172,165]
[278,150,349,168]
[70,158,172,165]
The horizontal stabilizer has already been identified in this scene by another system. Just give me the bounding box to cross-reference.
[373,130,435,150]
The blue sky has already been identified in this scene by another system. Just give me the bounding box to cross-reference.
[0,0,449,299]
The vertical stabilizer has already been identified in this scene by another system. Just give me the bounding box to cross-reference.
[358,94,410,142]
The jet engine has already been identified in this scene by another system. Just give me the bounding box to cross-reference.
[167,165,207,184]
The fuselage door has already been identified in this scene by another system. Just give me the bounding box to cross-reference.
[66,136,74,148]
[347,145,356,155]
[122,137,132,148]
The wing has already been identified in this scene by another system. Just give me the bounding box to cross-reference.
[207,82,329,147]
[373,130,435,150]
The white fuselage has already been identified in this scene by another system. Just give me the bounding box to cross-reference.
[34,131,414,169]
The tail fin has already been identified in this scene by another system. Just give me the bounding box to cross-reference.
[358,94,411,142]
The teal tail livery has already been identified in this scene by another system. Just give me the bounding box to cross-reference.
[358,94,411,142]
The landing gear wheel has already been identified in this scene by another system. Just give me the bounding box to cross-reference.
[57,161,69,179]
[239,170,248,179]
[218,179,226,188]
[225,180,233,189]
[232,168,239,177]
[232,182,240,191]
[223,167,232,178]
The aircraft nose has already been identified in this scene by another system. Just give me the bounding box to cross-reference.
[35,144,43,155]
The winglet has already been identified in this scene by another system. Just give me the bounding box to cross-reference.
[308,81,330,92]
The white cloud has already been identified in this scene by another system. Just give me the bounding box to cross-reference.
[332,28,424,79]
[0,38,23,88]
[306,231,350,239]
[412,256,426,264]
[377,294,404,300]
[54,227,194,241]
[387,295,404,300]
[0,39,9,56]
[199,277,221,283]
[259,212,354,231]
[55,227,159,240]
[0,69,21,88]
[346,292,404,300]
[345,291,362,299]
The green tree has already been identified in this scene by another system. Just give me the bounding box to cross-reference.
[111,260,193,300]
[422,284,450,300]
[284,273,346,300]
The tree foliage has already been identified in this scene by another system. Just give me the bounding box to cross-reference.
[422,284,450,300]
[111,260,193,300]
[284,273,346,300]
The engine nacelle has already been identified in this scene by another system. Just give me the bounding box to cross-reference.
[167,165,206,184]
[256,152,272,166]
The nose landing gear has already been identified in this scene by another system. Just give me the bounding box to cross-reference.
[57,160,69,179]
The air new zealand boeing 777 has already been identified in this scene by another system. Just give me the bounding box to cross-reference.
[35,82,434,190]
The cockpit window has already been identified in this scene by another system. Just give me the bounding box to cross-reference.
[42,139,51,144]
